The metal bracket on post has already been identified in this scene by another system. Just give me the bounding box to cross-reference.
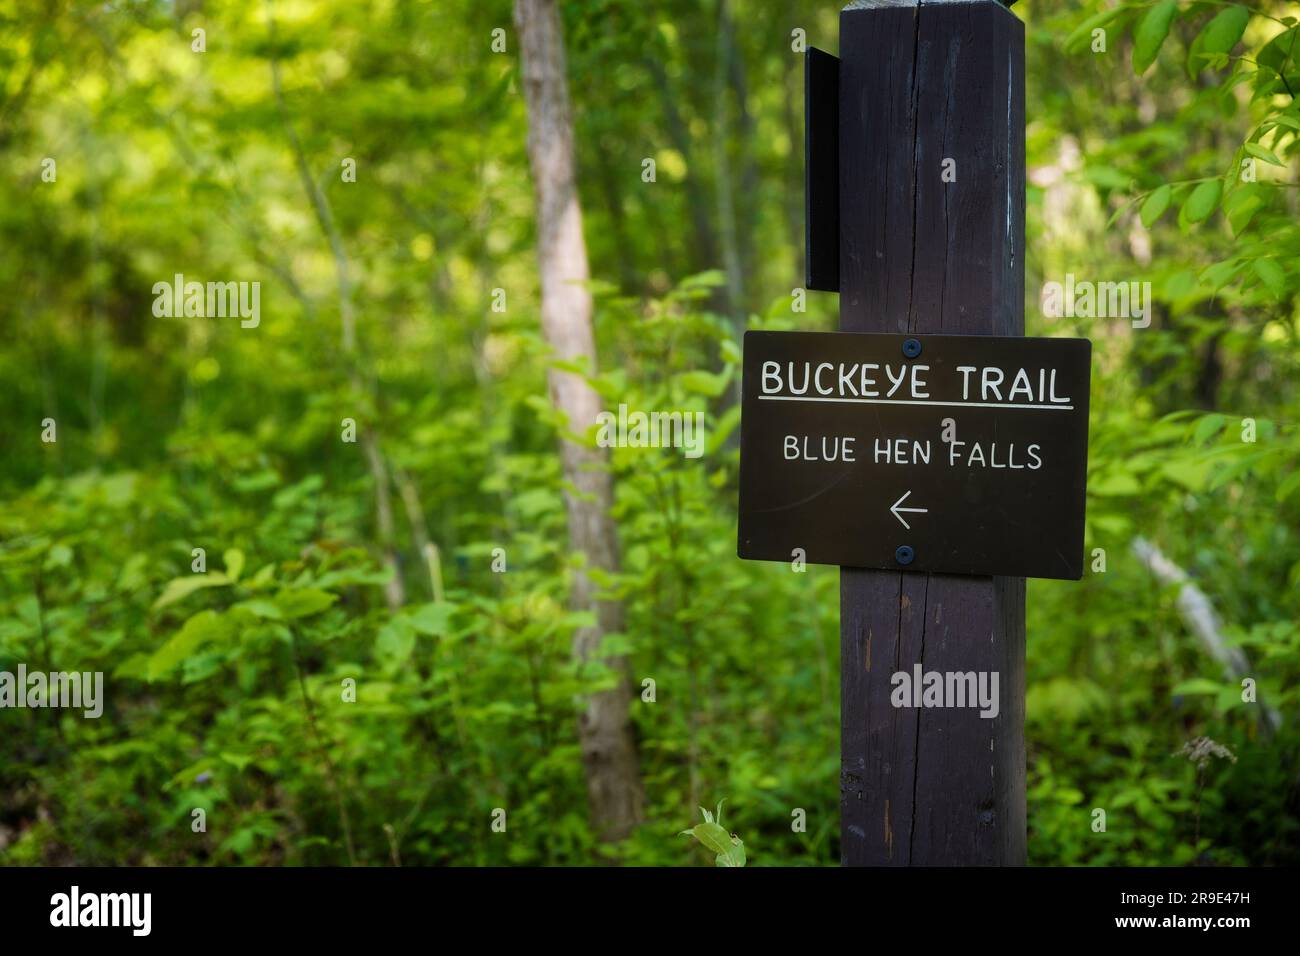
[804,46,839,293]
[806,0,1020,293]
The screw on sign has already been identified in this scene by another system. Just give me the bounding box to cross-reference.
[740,0,1083,866]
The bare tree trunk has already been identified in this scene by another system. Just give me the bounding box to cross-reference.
[720,0,758,300]
[712,2,744,335]
[268,0,405,610]
[514,0,646,843]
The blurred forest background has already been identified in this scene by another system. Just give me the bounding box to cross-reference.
[1,0,1298,866]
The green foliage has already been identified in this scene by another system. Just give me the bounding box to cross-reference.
[1133,0,1180,75]
[1179,179,1221,226]
[1187,6,1252,78]
[1027,0,1300,864]
[680,801,746,867]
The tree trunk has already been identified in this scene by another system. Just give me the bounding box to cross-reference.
[514,0,646,843]
[712,1,745,335]
[720,0,758,303]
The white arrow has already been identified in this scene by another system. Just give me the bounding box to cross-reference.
[890,490,928,530]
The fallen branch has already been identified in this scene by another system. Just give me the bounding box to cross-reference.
[1132,536,1281,734]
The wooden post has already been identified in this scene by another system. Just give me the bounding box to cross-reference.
[837,0,1027,865]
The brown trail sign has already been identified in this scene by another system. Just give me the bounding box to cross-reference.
[738,0,1090,865]
[738,330,1091,579]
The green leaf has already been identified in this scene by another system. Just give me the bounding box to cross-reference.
[1243,142,1284,167]
[1056,787,1086,806]
[220,752,255,772]
[716,836,746,867]
[1215,685,1246,713]
[1179,179,1222,227]
[250,563,277,586]
[1187,6,1250,77]
[233,598,283,620]
[683,821,732,855]
[116,553,150,592]
[376,619,415,667]
[1198,257,1242,290]
[1254,258,1286,298]
[1223,185,1264,235]
[1192,413,1227,446]
[677,368,730,397]
[408,602,454,637]
[148,610,227,680]
[1171,678,1225,696]
[1255,25,1298,75]
[1276,469,1300,503]
[223,548,245,582]
[153,572,232,611]
[705,403,741,455]
[681,801,746,866]
[273,588,338,619]
[1133,0,1178,75]
[1139,185,1172,226]
[1161,458,1214,492]
[676,269,727,291]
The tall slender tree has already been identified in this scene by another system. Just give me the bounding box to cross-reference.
[513,0,645,843]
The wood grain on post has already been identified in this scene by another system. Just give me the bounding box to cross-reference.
[837,0,1027,865]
